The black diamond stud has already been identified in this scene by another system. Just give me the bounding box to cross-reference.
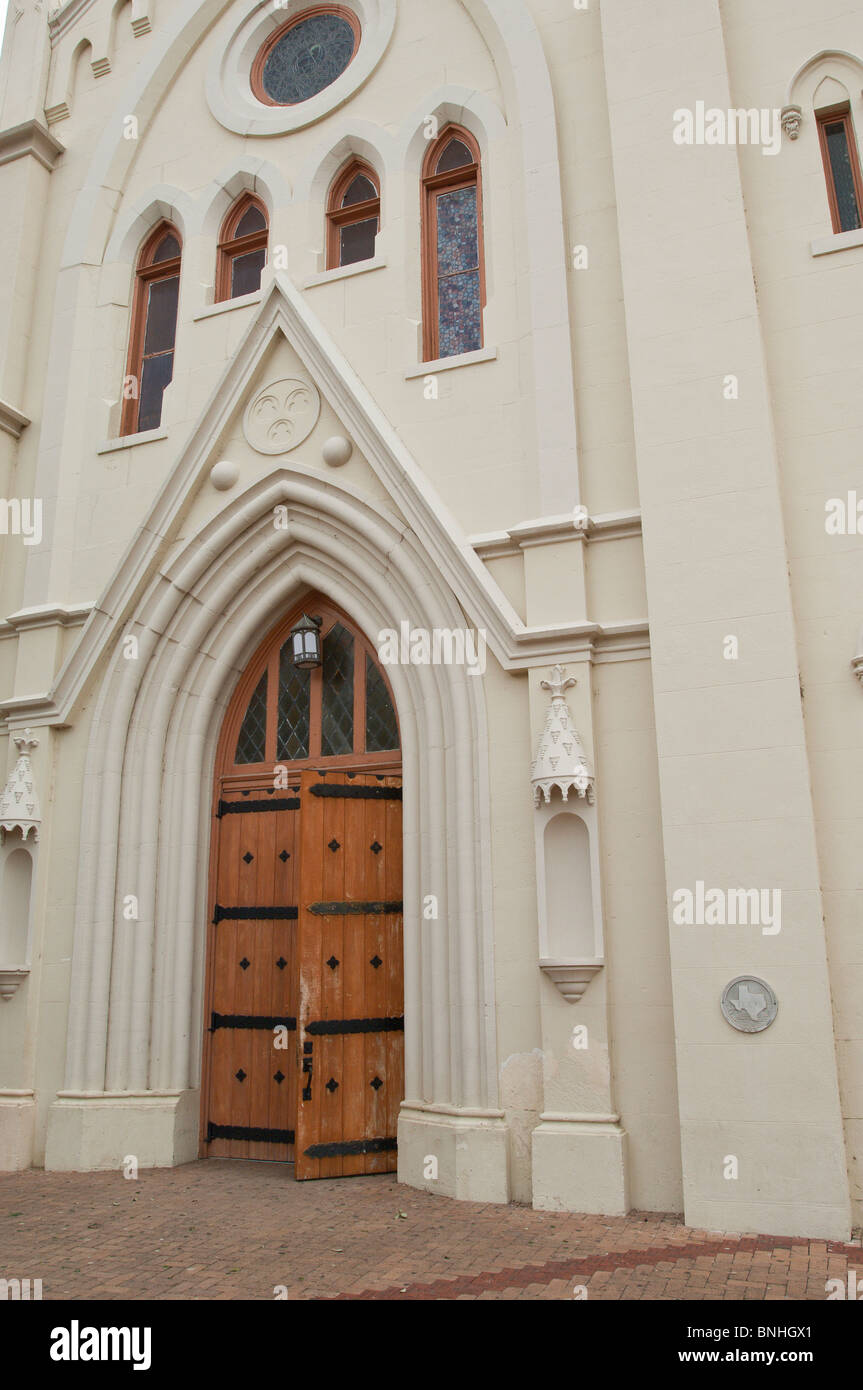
[327,956,340,971]
[328,839,341,853]
[276,957,288,971]
[243,852,254,864]
[239,958,250,971]
[326,1078,339,1093]
[235,1069,247,1083]
[279,851,290,863]
[370,1077,383,1091]
[370,841,383,855]
[370,956,382,970]
[273,1071,285,1085]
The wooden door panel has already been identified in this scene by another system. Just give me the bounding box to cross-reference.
[295,772,404,1180]
[205,791,299,1161]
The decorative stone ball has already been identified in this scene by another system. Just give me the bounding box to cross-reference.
[210,460,240,491]
[322,435,353,468]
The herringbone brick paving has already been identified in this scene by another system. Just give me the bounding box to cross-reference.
[1,1160,860,1301]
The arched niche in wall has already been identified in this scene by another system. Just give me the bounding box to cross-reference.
[0,836,36,1001]
[531,667,604,1003]
[0,730,41,1001]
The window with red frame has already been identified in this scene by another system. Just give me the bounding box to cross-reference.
[817,105,863,233]
[121,222,182,437]
[215,196,269,302]
[326,160,380,269]
[421,127,485,362]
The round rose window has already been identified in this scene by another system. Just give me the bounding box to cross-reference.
[252,7,360,107]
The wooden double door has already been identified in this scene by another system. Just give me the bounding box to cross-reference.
[201,604,404,1179]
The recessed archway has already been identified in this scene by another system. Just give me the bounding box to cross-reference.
[201,595,405,1175]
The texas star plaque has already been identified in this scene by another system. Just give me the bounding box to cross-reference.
[720,976,778,1033]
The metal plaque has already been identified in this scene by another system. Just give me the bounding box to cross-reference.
[720,976,778,1033]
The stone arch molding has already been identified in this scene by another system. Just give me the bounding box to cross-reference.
[782,50,863,138]
[47,470,505,1193]
[42,272,522,1192]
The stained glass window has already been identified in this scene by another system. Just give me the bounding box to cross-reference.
[277,643,311,761]
[436,187,482,358]
[321,624,355,756]
[365,654,399,753]
[822,117,863,231]
[258,12,357,106]
[236,671,268,765]
[423,128,484,362]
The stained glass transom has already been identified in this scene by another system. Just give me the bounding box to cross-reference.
[235,204,267,237]
[436,139,473,174]
[277,643,311,761]
[436,186,481,358]
[236,671,268,764]
[365,654,399,753]
[261,13,357,106]
[342,174,376,206]
[321,623,354,757]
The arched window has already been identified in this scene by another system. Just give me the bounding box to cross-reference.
[216,195,269,302]
[223,600,400,775]
[421,126,485,362]
[326,161,380,269]
[817,102,863,232]
[121,222,182,437]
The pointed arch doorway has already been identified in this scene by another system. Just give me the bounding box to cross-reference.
[200,596,404,1179]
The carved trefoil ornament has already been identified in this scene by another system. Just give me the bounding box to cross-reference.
[531,665,595,806]
[0,729,41,843]
[242,378,321,455]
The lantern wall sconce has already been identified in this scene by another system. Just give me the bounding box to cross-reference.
[291,614,323,670]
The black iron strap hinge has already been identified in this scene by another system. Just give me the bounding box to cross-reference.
[308,901,403,917]
[306,1016,405,1037]
[210,1013,297,1033]
[207,1123,295,1146]
[310,784,402,801]
[304,1137,397,1159]
[213,905,298,925]
[217,798,300,818]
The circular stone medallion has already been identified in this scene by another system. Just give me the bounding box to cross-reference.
[720,976,778,1033]
[243,379,321,455]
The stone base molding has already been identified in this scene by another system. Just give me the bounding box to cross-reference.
[531,1116,629,1215]
[45,1092,200,1173]
[398,1104,510,1204]
[0,1093,36,1171]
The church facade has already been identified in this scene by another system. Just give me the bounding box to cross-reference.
[0,0,861,1242]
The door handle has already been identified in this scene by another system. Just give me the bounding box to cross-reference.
[302,1043,313,1102]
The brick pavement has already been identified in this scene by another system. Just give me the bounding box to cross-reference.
[1,1160,861,1301]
